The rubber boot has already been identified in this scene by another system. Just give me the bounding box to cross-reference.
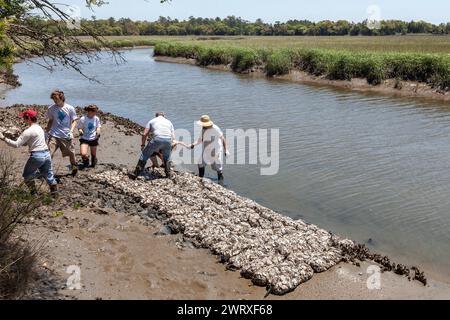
[164,160,172,179]
[50,184,58,198]
[218,171,224,184]
[25,180,37,195]
[199,167,205,178]
[132,160,146,179]
[82,156,90,168]
[91,156,98,168]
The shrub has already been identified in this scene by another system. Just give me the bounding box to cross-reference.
[0,153,43,299]
[231,48,258,72]
[265,50,292,76]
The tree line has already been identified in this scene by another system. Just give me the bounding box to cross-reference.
[31,16,450,37]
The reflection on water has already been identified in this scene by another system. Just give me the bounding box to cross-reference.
[4,49,450,278]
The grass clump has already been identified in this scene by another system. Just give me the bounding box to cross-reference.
[231,48,259,72]
[265,50,292,76]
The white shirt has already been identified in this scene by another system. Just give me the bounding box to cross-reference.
[201,124,224,161]
[46,103,78,139]
[4,124,49,153]
[146,116,174,139]
[78,115,101,141]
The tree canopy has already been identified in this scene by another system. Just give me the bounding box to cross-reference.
[52,16,450,37]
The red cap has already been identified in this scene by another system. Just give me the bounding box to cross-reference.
[19,109,38,119]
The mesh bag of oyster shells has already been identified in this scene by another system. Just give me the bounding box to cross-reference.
[91,169,355,295]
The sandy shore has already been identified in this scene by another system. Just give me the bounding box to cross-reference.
[154,56,450,103]
[1,105,450,300]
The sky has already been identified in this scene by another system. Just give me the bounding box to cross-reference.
[60,0,450,24]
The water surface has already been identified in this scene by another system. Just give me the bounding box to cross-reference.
[3,49,450,278]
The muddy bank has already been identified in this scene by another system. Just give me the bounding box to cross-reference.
[154,56,450,103]
[1,105,448,299]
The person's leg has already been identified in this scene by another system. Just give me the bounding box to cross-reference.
[198,155,206,178]
[80,143,90,167]
[22,155,43,195]
[150,155,159,169]
[160,140,173,178]
[59,138,78,176]
[90,145,98,168]
[133,139,158,178]
[39,152,58,195]
[212,159,224,183]
[48,136,60,159]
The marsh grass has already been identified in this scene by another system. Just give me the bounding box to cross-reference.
[77,36,450,89]
[152,39,450,89]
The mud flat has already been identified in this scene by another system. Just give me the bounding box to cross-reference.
[1,105,450,299]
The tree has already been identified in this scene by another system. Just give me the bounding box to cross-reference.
[1,1,118,81]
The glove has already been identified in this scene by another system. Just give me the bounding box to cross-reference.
[67,131,74,140]
[190,144,195,150]
[96,133,101,140]
[78,130,84,137]
[0,132,5,141]
[225,150,230,157]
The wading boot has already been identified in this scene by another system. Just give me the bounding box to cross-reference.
[164,160,172,179]
[131,160,146,180]
[199,167,205,178]
[50,184,58,198]
[91,156,98,168]
[82,157,90,168]
[218,171,224,184]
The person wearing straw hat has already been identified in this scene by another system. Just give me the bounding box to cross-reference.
[0,109,58,196]
[191,115,229,183]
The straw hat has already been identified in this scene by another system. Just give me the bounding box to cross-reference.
[197,115,214,127]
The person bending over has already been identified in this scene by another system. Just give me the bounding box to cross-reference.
[0,109,58,196]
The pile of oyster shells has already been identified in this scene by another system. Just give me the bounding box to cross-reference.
[91,169,355,295]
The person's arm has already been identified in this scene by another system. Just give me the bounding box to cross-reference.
[70,119,78,134]
[70,108,78,135]
[190,136,203,149]
[45,108,53,133]
[221,136,229,155]
[96,118,102,138]
[77,118,84,136]
[171,124,175,141]
[173,140,190,148]
[141,128,150,148]
[3,131,30,149]
[46,119,53,133]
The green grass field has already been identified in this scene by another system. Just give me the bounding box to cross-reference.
[92,35,450,54]
[83,35,450,90]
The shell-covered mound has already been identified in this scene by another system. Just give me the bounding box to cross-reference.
[91,169,355,295]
